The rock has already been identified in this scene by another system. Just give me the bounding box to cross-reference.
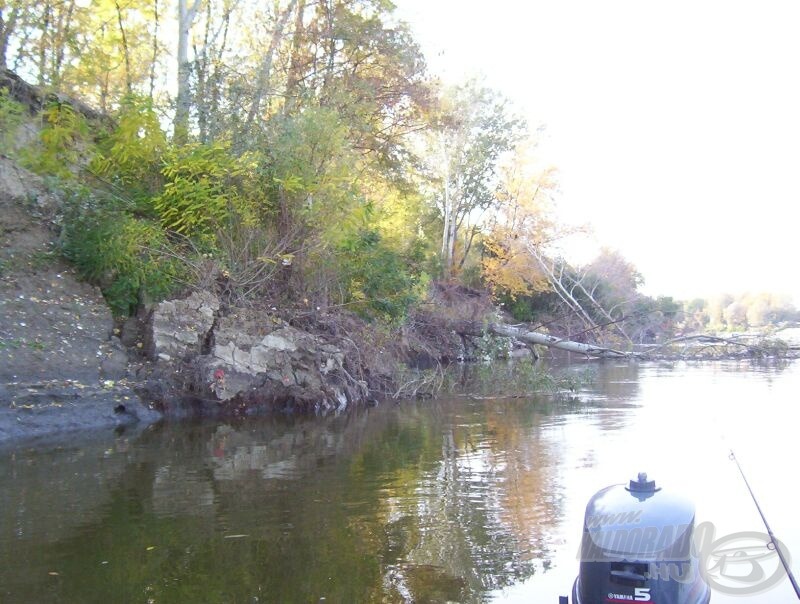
[133,298,368,416]
[100,348,129,380]
[202,313,353,411]
[0,380,160,443]
[0,157,161,443]
[146,291,220,361]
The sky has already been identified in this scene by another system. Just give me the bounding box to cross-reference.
[393,0,800,305]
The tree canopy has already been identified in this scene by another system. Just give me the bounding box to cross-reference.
[1,0,796,343]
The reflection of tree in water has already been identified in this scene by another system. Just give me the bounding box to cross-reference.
[0,398,567,603]
[373,397,565,602]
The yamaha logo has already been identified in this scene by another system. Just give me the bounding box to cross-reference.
[606,587,652,602]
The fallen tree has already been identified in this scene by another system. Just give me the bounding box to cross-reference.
[488,323,633,358]
[637,334,798,359]
[455,320,797,360]
[453,320,634,358]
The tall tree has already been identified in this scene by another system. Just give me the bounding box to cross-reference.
[62,0,160,110]
[0,0,23,69]
[174,0,202,143]
[481,152,556,298]
[193,0,236,142]
[114,0,132,94]
[243,0,297,131]
[430,82,522,278]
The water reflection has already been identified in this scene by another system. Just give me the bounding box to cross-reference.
[1,360,798,603]
[1,393,576,603]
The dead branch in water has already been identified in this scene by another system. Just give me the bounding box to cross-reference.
[638,334,778,357]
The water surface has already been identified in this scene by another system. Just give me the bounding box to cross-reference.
[1,360,798,602]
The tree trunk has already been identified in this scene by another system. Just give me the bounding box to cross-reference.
[37,1,51,85]
[283,0,306,116]
[244,0,297,129]
[488,323,632,358]
[447,177,458,274]
[174,0,202,144]
[452,320,632,358]
[51,0,75,89]
[114,0,132,94]
[149,0,159,101]
[193,1,211,142]
[458,225,479,270]
[0,4,21,71]
[440,133,452,273]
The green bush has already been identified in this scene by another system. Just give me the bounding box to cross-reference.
[338,229,419,321]
[90,95,166,200]
[61,188,181,316]
[19,101,90,178]
[508,296,535,322]
[152,142,250,238]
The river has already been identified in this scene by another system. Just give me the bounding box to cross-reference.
[1,360,798,603]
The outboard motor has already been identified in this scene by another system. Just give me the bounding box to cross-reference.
[571,473,710,604]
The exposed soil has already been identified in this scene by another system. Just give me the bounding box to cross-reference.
[0,157,158,443]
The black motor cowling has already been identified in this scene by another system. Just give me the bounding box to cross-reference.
[571,473,710,604]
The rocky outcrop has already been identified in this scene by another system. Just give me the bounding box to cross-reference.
[143,293,367,415]
[145,290,219,362]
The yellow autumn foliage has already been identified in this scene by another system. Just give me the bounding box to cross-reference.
[481,150,557,299]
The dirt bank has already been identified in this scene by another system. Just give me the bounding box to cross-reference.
[0,157,159,443]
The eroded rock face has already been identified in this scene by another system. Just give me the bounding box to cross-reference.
[202,312,355,412]
[144,294,363,415]
[146,291,220,361]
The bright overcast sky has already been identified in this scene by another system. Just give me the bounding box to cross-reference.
[394,0,800,304]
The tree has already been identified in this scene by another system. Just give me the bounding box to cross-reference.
[0,0,24,69]
[193,0,237,143]
[481,150,556,299]
[242,0,297,131]
[69,0,159,110]
[174,0,203,143]
[429,81,522,278]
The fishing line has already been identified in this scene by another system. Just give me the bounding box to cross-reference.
[728,449,800,599]
[684,366,799,600]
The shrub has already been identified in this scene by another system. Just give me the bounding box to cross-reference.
[338,229,420,321]
[61,188,181,316]
[19,101,91,178]
[90,95,166,199]
[0,90,26,156]
[152,142,251,238]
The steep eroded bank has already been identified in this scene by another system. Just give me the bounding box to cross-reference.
[0,157,159,442]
